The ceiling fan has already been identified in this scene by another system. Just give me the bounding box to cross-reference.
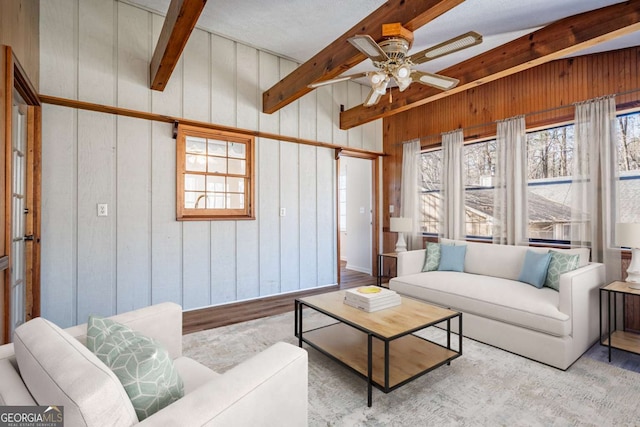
[309,23,482,106]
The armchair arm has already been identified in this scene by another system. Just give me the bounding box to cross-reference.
[139,342,308,427]
[396,249,426,277]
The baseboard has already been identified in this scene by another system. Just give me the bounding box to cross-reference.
[182,284,339,334]
[345,264,372,275]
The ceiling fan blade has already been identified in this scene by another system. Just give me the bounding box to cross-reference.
[363,87,384,107]
[308,72,368,89]
[348,35,389,62]
[412,71,459,90]
[409,31,482,65]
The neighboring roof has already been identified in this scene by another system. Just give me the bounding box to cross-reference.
[421,176,640,223]
[464,188,573,223]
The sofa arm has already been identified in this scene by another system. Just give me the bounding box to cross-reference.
[558,263,605,316]
[63,302,184,359]
[558,263,605,345]
[397,249,426,277]
[138,342,308,427]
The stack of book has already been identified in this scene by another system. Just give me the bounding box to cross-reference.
[343,286,401,312]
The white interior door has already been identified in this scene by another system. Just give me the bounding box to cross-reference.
[343,157,373,275]
[10,90,28,339]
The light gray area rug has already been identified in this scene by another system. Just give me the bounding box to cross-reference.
[183,311,640,426]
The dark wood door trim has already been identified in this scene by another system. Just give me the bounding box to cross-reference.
[2,45,41,344]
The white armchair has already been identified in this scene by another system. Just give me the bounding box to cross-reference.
[0,303,308,427]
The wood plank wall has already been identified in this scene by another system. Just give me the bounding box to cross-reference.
[39,0,382,328]
[381,46,640,254]
[0,0,39,90]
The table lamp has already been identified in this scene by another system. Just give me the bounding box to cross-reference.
[616,222,640,288]
[390,217,413,253]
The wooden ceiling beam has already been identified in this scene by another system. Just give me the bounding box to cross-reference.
[150,0,207,91]
[340,0,640,129]
[262,0,465,114]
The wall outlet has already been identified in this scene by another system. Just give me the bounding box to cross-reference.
[97,203,108,217]
[389,205,395,213]
[280,207,286,217]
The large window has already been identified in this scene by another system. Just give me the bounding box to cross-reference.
[464,140,495,238]
[617,112,640,224]
[176,124,255,220]
[419,149,442,235]
[526,125,574,241]
[418,110,640,243]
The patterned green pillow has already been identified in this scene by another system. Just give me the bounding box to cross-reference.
[544,250,580,291]
[87,316,184,421]
[422,242,442,272]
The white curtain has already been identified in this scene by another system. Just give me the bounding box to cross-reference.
[572,95,621,283]
[493,116,528,245]
[441,129,465,240]
[400,139,422,250]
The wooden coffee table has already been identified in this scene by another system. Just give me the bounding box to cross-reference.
[295,290,462,407]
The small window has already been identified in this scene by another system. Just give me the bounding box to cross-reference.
[176,124,255,220]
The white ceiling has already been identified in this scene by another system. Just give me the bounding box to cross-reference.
[124,0,640,82]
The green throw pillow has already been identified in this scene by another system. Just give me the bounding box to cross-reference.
[544,251,580,291]
[87,316,184,421]
[422,242,442,272]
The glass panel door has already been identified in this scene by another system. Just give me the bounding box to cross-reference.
[10,90,27,339]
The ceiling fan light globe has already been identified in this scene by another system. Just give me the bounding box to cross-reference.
[369,73,385,84]
[372,77,389,95]
[396,65,410,79]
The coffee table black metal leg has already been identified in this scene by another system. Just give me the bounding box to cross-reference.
[447,318,451,365]
[367,334,373,407]
[384,340,389,391]
[297,301,303,348]
[459,314,463,355]
[608,291,612,362]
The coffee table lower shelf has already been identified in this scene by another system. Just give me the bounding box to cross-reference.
[302,322,458,390]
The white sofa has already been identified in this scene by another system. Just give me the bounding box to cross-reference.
[389,240,605,370]
[0,302,308,427]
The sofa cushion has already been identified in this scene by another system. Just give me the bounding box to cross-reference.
[13,318,138,427]
[438,244,466,272]
[518,250,552,288]
[87,316,184,421]
[390,271,570,337]
[422,242,442,272]
[445,240,590,281]
[545,251,580,291]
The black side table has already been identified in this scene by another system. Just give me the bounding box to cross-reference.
[377,252,398,287]
[600,281,640,362]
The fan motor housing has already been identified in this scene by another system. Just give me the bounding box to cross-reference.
[377,38,410,64]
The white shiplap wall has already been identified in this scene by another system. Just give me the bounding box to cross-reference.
[39,0,382,327]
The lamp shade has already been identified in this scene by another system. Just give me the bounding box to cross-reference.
[616,223,640,248]
[390,217,413,233]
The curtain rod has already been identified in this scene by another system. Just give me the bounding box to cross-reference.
[400,87,640,146]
